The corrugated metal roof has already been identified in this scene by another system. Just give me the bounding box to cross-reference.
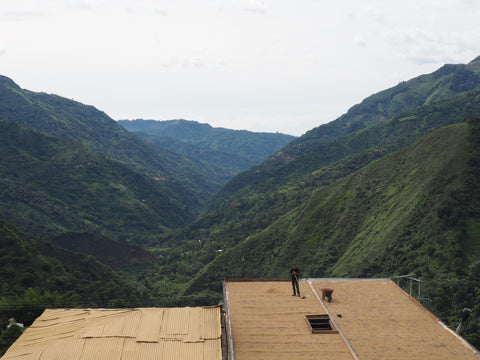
[1,306,222,360]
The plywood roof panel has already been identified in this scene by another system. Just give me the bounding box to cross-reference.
[310,279,479,360]
[224,280,354,360]
[224,279,479,360]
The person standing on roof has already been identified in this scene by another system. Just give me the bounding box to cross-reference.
[290,264,301,297]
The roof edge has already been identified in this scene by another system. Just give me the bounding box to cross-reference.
[223,278,290,282]
[309,278,391,282]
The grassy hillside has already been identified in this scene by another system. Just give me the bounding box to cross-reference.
[164,89,480,268]
[216,62,480,204]
[183,119,480,345]
[185,119,479,285]
[0,120,195,242]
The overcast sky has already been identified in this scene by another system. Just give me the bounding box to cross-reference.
[1,0,480,136]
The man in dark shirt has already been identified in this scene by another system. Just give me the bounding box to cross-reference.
[290,264,301,297]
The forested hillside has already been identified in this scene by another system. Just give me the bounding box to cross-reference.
[283,55,480,154]
[119,119,295,189]
[0,218,147,322]
[186,119,479,285]
[0,120,193,243]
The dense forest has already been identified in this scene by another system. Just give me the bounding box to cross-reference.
[1,57,480,354]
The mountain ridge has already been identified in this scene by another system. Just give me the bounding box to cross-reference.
[209,59,480,209]
[282,56,480,158]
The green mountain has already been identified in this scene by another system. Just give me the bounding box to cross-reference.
[166,86,480,268]
[118,119,296,187]
[178,59,480,256]
[118,119,295,164]
[186,119,480,286]
[285,55,480,151]
[0,76,217,208]
[0,120,194,242]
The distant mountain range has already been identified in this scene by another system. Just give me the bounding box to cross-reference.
[118,119,295,187]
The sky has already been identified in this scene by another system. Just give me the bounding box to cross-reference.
[1,1,480,136]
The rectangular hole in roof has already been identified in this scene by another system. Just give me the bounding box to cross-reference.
[305,315,338,334]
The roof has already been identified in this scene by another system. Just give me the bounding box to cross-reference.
[223,278,480,360]
[1,306,222,360]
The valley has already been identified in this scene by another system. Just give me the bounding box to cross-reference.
[1,57,480,353]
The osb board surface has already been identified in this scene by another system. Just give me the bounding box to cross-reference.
[225,281,354,360]
[310,279,479,360]
[1,306,222,360]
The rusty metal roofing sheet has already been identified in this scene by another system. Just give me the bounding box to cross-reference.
[1,306,222,360]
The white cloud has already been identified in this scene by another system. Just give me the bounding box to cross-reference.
[385,28,480,66]
[154,8,168,17]
[0,10,47,21]
[67,0,106,11]
[353,34,367,47]
[243,0,268,14]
